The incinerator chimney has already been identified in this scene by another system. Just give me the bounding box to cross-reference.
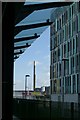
[33,61,36,91]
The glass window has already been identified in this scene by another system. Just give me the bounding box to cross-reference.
[69,7,71,20]
[68,41,70,52]
[77,74,79,93]
[50,80,53,94]
[62,14,64,26]
[60,31,62,44]
[68,22,71,38]
[59,63,61,77]
[60,79,61,87]
[64,44,66,55]
[72,5,74,16]
[76,35,78,53]
[70,40,72,56]
[76,54,79,73]
[72,19,76,34]
[59,18,61,29]
[65,10,68,22]
[73,38,75,54]
[78,13,80,32]
[73,75,76,94]
[71,57,74,74]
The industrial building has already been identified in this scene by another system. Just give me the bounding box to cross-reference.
[50,2,80,103]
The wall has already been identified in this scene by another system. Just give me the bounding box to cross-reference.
[51,94,78,103]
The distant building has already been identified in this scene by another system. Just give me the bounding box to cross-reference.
[50,2,80,103]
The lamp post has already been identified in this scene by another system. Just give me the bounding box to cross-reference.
[25,74,30,98]
[62,58,69,102]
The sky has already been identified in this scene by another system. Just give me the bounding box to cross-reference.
[14,26,50,91]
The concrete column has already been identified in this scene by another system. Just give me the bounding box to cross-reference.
[0,2,2,120]
[2,3,14,120]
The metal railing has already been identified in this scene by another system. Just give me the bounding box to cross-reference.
[13,98,80,120]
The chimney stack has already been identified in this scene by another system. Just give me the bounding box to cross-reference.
[33,61,36,91]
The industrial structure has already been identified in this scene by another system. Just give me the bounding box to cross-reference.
[33,61,36,91]
[50,2,80,103]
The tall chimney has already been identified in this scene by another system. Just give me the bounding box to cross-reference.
[33,61,36,91]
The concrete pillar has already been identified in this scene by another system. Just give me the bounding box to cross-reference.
[2,3,14,120]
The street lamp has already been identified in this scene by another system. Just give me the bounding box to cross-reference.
[25,74,30,98]
[61,58,69,102]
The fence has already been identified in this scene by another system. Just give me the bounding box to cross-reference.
[13,98,80,120]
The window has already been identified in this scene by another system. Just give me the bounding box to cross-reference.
[59,18,62,29]
[70,40,72,55]
[59,63,61,77]
[53,23,56,35]
[76,35,78,53]
[72,5,74,16]
[73,75,76,94]
[68,41,70,52]
[73,38,75,54]
[53,52,54,63]
[68,22,71,38]
[76,54,79,66]
[58,47,60,61]
[64,44,66,55]
[76,54,79,73]
[60,32,62,44]
[62,28,64,40]
[50,37,52,50]
[50,24,53,36]
[65,25,68,40]
[77,74,79,93]
[78,13,80,32]
[72,57,74,67]
[54,80,56,93]
[65,10,68,22]
[72,19,76,34]
[69,7,71,20]
[62,14,64,26]
[62,44,63,58]
[71,57,74,74]
[60,79,61,87]
[51,80,53,94]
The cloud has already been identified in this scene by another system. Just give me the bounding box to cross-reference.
[28,60,42,66]
[35,61,42,66]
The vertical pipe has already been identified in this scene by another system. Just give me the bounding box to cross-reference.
[33,61,36,91]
